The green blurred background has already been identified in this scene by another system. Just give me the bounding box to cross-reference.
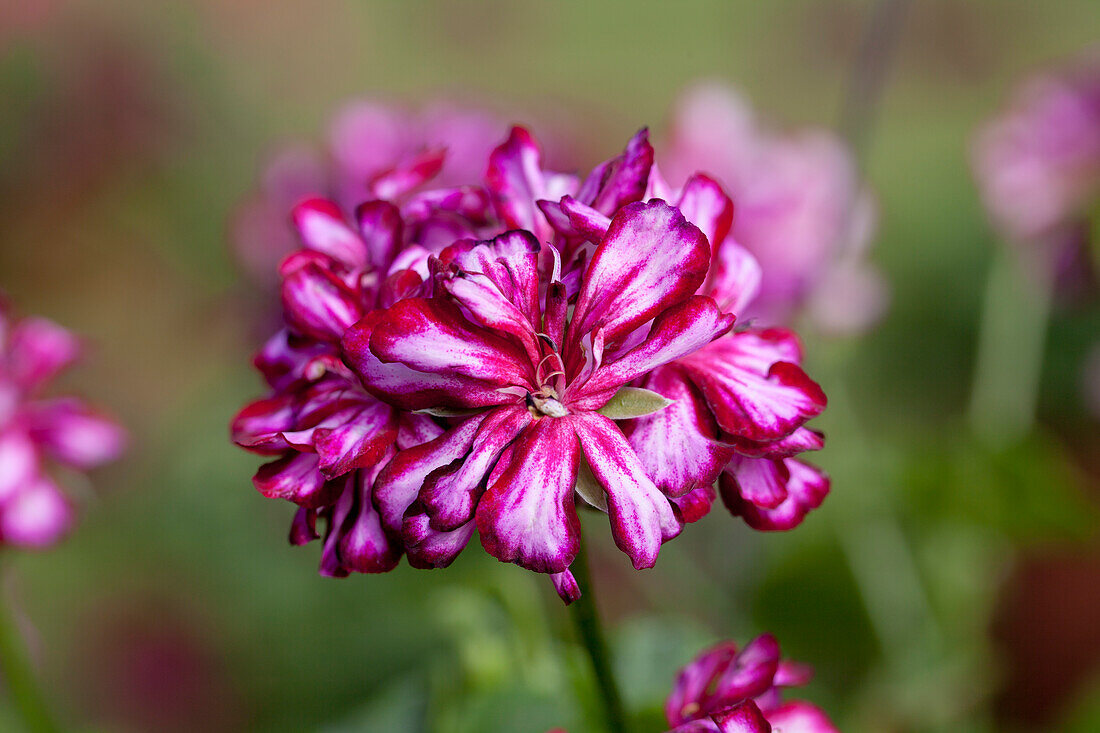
[2,1,1100,731]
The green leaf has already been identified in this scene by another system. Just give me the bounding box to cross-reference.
[574,454,607,512]
[414,406,484,418]
[595,387,674,420]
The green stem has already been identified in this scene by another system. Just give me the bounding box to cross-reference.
[967,246,1053,448]
[0,575,60,733]
[569,541,627,733]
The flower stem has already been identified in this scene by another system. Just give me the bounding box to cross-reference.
[0,572,59,733]
[968,246,1053,448]
[569,541,627,733]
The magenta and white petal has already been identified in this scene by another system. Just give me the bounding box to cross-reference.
[711,701,773,733]
[706,241,762,316]
[369,147,446,200]
[24,398,127,470]
[355,199,404,272]
[576,296,734,401]
[671,485,716,524]
[231,395,297,454]
[334,468,402,574]
[373,414,486,532]
[281,262,363,342]
[723,455,789,510]
[253,452,338,508]
[291,198,368,268]
[476,417,581,574]
[714,634,781,703]
[625,367,735,497]
[667,642,740,726]
[550,569,580,605]
[680,331,825,442]
[368,298,534,388]
[403,508,475,569]
[677,174,734,255]
[0,476,73,548]
[343,310,515,411]
[727,427,825,459]
[289,506,319,546]
[587,128,654,216]
[569,201,711,346]
[421,406,532,531]
[486,126,564,243]
[571,413,681,569]
[721,458,830,531]
[312,400,398,478]
[763,702,838,733]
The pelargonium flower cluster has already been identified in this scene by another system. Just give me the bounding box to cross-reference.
[232,123,829,599]
[0,299,126,548]
[664,634,838,733]
[662,82,886,334]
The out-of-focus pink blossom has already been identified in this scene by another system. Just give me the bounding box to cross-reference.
[665,635,838,733]
[231,100,510,288]
[662,82,887,334]
[0,300,126,549]
[972,55,1100,295]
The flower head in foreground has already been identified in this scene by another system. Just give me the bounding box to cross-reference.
[233,124,829,598]
[973,54,1100,296]
[0,299,126,548]
[232,99,511,288]
[665,634,838,733]
[662,82,886,334]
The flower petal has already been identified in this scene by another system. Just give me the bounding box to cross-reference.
[253,452,339,508]
[550,569,581,605]
[720,458,829,531]
[343,310,515,411]
[402,507,475,569]
[487,126,572,243]
[587,128,654,216]
[313,400,398,478]
[355,199,404,271]
[292,198,368,268]
[334,465,402,574]
[0,430,38,505]
[711,701,773,733]
[571,413,681,569]
[0,476,72,548]
[763,702,838,733]
[677,174,734,254]
[569,200,711,346]
[714,634,781,703]
[373,413,486,532]
[625,367,736,497]
[8,317,81,391]
[24,398,126,470]
[476,417,581,573]
[723,455,789,510]
[680,331,825,442]
[231,395,297,454]
[706,241,762,316]
[368,297,534,388]
[281,262,363,342]
[667,641,740,726]
[577,295,734,402]
[421,406,532,531]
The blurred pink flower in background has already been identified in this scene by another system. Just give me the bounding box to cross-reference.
[231,100,511,288]
[661,82,887,335]
[973,56,1100,246]
[973,53,1100,301]
[0,298,126,548]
